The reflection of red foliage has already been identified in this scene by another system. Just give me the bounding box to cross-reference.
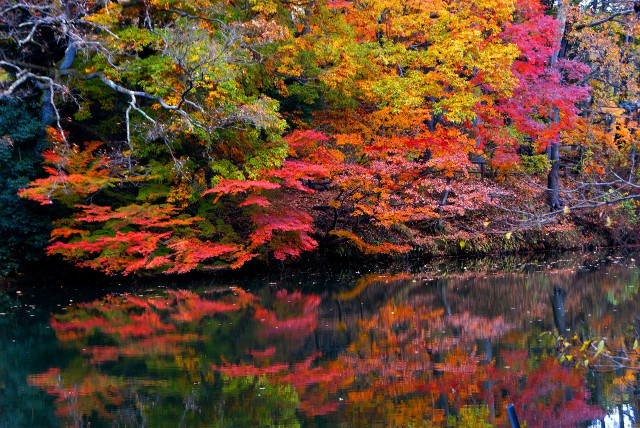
[211,352,344,416]
[502,356,604,427]
[31,282,608,426]
[119,312,176,337]
[254,290,321,338]
[171,298,238,322]
[52,290,245,344]
[249,346,276,359]
[84,334,200,363]
[52,307,175,339]
[280,353,342,389]
[230,286,259,306]
[51,296,175,341]
[212,360,290,377]
[254,307,317,337]
[33,287,327,423]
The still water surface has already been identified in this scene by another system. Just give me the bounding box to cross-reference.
[2,252,640,427]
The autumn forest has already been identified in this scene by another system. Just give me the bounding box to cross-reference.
[2,0,640,276]
[6,1,640,426]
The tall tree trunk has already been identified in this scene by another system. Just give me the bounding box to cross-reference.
[547,136,562,210]
[41,87,55,127]
[547,0,569,210]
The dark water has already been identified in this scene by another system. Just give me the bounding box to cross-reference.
[2,252,640,427]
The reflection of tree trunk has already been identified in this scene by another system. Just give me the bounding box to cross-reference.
[551,286,567,333]
[633,384,640,427]
[433,352,450,417]
[565,385,574,402]
[438,281,460,336]
[595,372,606,428]
[481,338,495,421]
[438,392,450,419]
[619,403,624,428]
[481,338,492,362]
[438,281,452,316]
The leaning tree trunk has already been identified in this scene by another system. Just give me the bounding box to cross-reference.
[42,43,77,127]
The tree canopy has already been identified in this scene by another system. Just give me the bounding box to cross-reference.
[2,0,640,274]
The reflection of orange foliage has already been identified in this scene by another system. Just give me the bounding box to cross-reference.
[32,276,610,427]
[28,368,124,419]
[210,300,516,423]
[335,273,414,301]
[230,286,259,305]
[321,303,492,422]
[317,302,601,426]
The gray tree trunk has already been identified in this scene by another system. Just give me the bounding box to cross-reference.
[42,44,77,127]
[547,141,562,210]
[547,0,568,210]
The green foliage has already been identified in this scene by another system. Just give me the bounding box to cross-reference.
[620,197,640,225]
[0,100,52,277]
[520,154,551,174]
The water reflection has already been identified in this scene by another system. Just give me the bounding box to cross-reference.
[8,254,640,426]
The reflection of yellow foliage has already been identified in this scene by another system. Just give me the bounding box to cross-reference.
[347,389,374,402]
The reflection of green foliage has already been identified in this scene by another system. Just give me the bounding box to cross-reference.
[0,295,59,427]
[606,270,639,306]
[29,289,306,427]
[448,405,492,428]
[21,253,640,427]
[217,376,300,427]
[199,311,259,364]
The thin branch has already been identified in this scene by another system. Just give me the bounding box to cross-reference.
[574,9,634,29]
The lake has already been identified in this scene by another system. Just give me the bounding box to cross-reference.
[1,251,639,427]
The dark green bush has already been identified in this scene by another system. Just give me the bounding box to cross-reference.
[0,100,52,277]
